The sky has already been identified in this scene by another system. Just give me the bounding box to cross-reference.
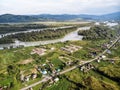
[0,0,120,15]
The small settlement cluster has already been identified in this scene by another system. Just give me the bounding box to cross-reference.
[17,40,116,89]
[19,44,83,84]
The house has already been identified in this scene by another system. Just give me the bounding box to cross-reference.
[102,43,110,49]
[109,41,113,44]
[101,55,106,59]
[90,52,97,57]
[20,74,24,82]
[24,75,31,82]
[97,59,100,63]
[41,70,47,75]
[37,64,52,75]
[87,64,92,69]
[31,73,37,79]
[56,69,61,72]
[80,66,85,71]
[54,77,59,82]
[42,64,46,66]
[66,61,71,65]
[51,47,55,50]
[106,50,112,54]
[110,60,115,64]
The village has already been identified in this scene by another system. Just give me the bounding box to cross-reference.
[13,38,118,90]
[19,44,83,83]
[0,32,119,90]
[0,0,120,89]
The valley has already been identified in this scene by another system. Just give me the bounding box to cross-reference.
[0,21,120,90]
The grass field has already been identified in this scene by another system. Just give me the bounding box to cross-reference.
[0,39,120,90]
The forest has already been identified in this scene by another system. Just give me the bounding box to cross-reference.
[78,25,116,40]
[0,24,48,34]
[0,27,76,44]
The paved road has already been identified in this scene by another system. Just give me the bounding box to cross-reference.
[20,35,120,90]
[20,76,52,90]
[60,35,120,75]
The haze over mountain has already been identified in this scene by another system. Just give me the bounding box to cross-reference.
[0,12,120,23]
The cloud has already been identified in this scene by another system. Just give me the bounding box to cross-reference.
[0,0,120,15]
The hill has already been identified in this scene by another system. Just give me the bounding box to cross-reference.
[0,14,40,23]
[0,12,120,23]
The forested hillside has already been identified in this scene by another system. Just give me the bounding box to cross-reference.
[0,12,120,23]
[78,25,116,40]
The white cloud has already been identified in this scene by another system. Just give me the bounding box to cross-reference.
[0,0,120,15]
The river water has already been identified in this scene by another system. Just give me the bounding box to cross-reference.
[0,26,73,38]
[0,27,90,50]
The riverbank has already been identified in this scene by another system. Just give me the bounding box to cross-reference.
[0,27,90,50]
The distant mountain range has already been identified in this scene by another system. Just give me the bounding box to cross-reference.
[0,12,120,23]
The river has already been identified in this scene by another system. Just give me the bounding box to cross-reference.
[0,26,73,38]
[0,27,90,50]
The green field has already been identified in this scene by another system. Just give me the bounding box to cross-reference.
[0,23,120,90]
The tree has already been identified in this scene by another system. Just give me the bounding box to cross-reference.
[7,65,20,89]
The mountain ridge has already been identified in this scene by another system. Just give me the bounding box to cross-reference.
[0,12,120,23]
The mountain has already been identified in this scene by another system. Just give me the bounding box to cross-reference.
[77,12,120,21]
[0,14,40,23]
[0,12,120,23]
[32,14,79,21]
[99,12,120,21]
[32,12,120,21]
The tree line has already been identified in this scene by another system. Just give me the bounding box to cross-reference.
[0,27,77,44]
[0,24,48,34]
[78,25,115,40]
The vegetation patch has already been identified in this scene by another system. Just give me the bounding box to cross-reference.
[78,25,116,40]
